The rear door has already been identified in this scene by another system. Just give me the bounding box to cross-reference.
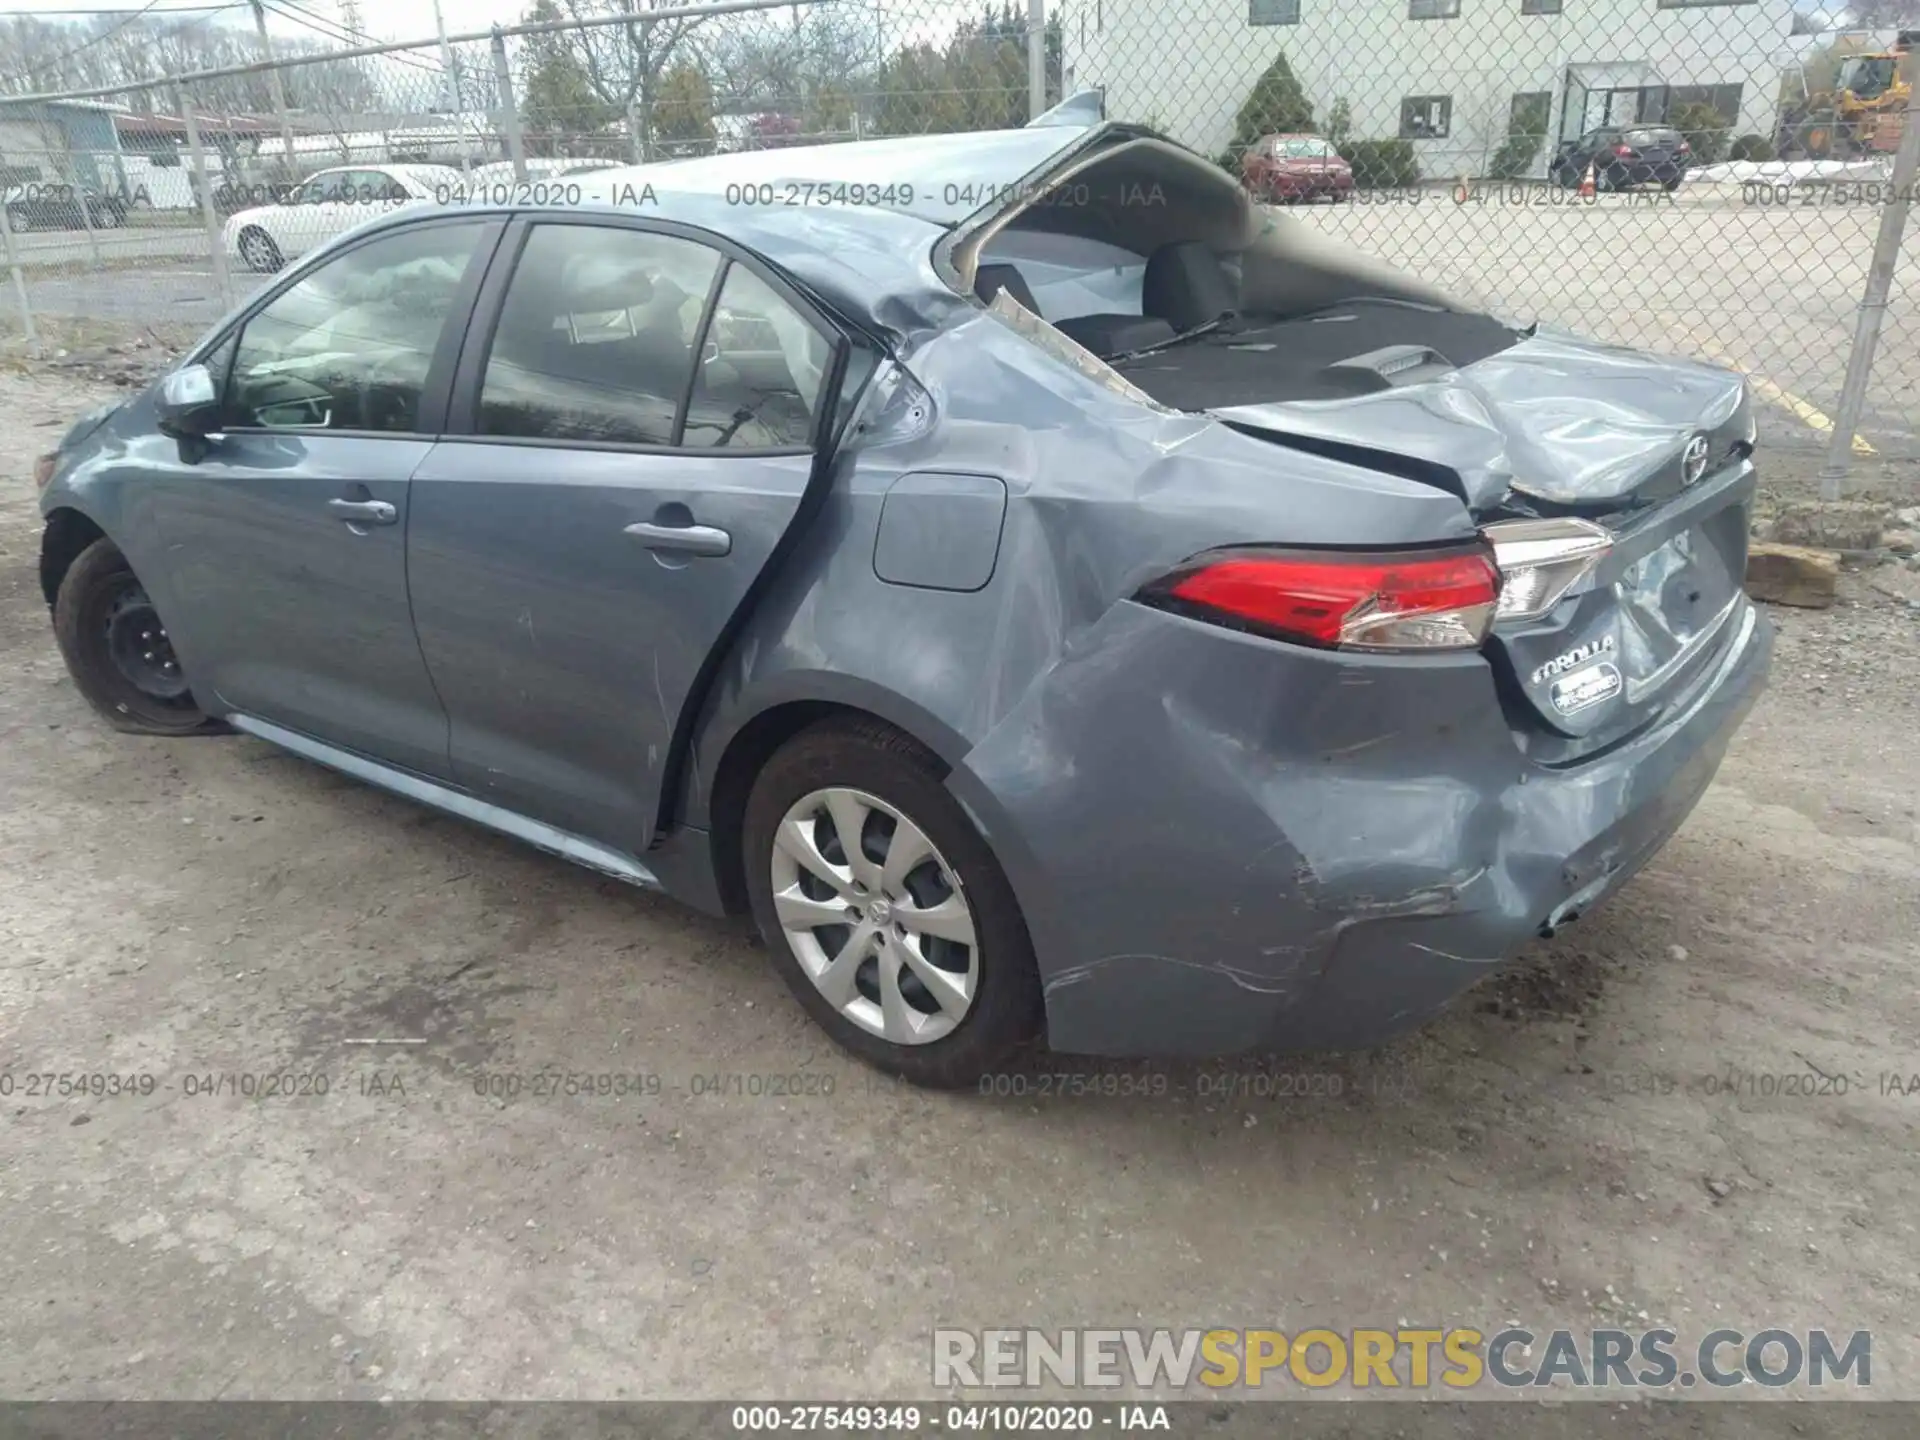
[406,214,847,854]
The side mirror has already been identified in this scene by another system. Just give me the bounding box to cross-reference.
[157,363,221,439]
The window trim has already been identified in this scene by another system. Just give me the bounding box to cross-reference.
[1399,94,1454,139]
[1247,0,1301,25]
[192,212,507,442]
[445,210,860,459]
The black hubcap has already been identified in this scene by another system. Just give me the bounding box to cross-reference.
[105,583,190,701]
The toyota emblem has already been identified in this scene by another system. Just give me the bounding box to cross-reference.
[1682,435,1710,486]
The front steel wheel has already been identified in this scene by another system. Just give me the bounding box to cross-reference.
[53,537,215,735]
[743,717,1040,1087]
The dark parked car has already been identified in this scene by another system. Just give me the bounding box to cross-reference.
[1551,125,1692,191]
[35,105,1768,1087]
[1241,132,1356,202]
[4,182,127,232]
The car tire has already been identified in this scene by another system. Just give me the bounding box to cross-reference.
[238,226,282,273]
[742,716,1042,1089]
[53,538,216,736]
[1663,178,1682,192]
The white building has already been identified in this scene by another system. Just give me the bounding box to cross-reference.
[1062,0,1830,176]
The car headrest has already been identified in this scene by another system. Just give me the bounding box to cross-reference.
[560,257,655,313]
[1143,241,1237,332]
[973,262,1041,314]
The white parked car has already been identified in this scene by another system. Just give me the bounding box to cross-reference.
[455,157,618,195]
[222,164,461,273]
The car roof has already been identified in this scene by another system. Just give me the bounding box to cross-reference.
[575,122,1094,227]
[305,108,1129,340]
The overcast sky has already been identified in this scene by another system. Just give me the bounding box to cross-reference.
[0,0,687,50]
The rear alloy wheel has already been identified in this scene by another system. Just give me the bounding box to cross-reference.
[53,537,214,735]
[238,226,282,273]
[743,718,1040,1087]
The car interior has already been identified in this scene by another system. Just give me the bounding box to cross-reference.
[480,243,824,449]
[966,134,1522,407]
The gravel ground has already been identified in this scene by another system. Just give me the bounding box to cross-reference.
[1,369,1917,1407]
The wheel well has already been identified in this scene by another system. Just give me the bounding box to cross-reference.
[706,700,952,915]
[39,507,105,609]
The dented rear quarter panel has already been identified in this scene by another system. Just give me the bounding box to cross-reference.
[690,302,1771,1056]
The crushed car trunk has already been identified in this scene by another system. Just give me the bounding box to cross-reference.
[945,120,1763,762]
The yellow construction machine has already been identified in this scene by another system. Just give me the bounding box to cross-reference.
[1779,30,1918,160]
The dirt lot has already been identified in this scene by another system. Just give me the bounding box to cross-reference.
[1,368,1918,1408]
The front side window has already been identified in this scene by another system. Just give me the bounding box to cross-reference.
[301,171,348,205]
[345,168,408,203]
[221,220,486,433]
[478,223,722,446]
[683,262,831,449]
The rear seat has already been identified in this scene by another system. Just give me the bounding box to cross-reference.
[972,244,1237,359]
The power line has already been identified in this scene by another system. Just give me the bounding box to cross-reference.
[0,0,246,91]
[260,0,444,74]
[0,5,232,14]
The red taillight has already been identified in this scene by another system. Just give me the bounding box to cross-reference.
[1150,547,1501,652]
[1613,144,1634,157]
[1676,141,1691,154]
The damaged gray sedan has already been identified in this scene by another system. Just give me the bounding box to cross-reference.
[35,105,1769,1086]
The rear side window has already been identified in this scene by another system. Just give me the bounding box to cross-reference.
[682,263,830,449]
[478,223,720,446]
[222,220,486,433]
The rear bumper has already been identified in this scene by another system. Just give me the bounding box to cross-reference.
[1609,160,1687,186]
[955,594,1771,1058]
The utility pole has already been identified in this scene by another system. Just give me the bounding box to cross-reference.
[250,0,298,170]
[490,26,526,181]
[431,0,471,172]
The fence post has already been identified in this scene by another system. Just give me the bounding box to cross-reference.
[250,0,300,169]
[178,88,235,310]
[0,204,38,355]
[1820,45,1920,499]
[64,149,103,269]
[1027,0,1046,121]
[490,27,527,181]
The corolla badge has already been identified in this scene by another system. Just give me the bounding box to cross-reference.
[1532,633,1615,686]
[1682,435,1711,486]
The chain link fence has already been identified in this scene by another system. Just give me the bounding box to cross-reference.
[2,0,1917,482]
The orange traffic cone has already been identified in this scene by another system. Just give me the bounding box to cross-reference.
[1578,160,1597,198]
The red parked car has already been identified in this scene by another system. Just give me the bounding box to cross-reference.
[1241,133,1355,203]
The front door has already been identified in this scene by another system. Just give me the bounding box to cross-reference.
[406,216,842,853]
[147,216,499,777]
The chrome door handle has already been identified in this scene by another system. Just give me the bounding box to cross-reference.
[624,520,732,557]
[328,497,397,526]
